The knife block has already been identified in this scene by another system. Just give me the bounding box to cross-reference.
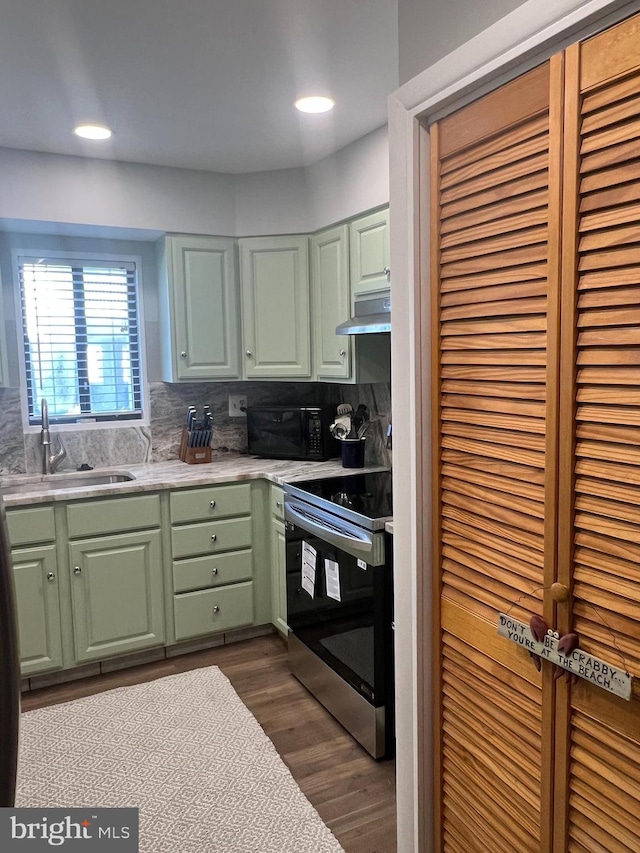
[179,427,212,464]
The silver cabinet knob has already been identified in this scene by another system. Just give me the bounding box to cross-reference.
[245,350,253,357]
[339,349,346,357]
[211,534,217,542]
[213,605,220,613]
[180,351,187,358]
[46,572,55,582]
[212,567,218,575]
[384,266,391,279]
[210,500,216,508]
[276,500,282,508]
[74,566,82,574]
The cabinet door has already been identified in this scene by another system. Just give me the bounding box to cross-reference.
[69,529,164,662]
[166,235,240,380]
[12,545,63,675]
[240,236,311,378]
[349,207,390,298]
[430,61,562,852]
[312,225,351,380]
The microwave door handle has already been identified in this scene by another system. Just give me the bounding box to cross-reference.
[285,502,374,557]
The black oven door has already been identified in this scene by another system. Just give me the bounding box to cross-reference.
[284,499,392,709]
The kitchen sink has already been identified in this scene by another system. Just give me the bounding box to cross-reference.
[1,472,135,495]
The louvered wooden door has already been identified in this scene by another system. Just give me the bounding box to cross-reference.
[429,21,640,852]
[430,59,563,853]
[554,18,640,852]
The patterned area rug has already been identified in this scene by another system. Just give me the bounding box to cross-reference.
[16,666,344,852]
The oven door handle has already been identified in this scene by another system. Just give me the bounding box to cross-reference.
[285,500,375,557]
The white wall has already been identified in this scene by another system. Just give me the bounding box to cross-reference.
[233,125,389,235]
[0,127,389,239]
[306,126,390,232]
[234,167,311,236]
[0,148,237,236]
[397,0,528,84]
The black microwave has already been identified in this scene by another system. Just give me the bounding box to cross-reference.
[246,406,339,461]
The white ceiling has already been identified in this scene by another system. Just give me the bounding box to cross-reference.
[0,0,399,175]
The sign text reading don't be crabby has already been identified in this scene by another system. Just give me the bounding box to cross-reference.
[497,614,632,701]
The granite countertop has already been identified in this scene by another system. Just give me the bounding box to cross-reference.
[0,454,390,507]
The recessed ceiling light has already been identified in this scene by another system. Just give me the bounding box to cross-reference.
[74,124,113,140]
[294,96,335,114]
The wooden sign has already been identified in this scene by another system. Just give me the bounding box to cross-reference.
[497,614,632,701]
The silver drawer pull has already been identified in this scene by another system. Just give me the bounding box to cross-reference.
[211,534,217,542]
[213,605,220,614]
[210,500,216,508]
[276,501,282,508]
[73,566,82,575]
[46,572,55,582]
[180,351,187,358]
[339,349,346,357]
[212,567,218,575]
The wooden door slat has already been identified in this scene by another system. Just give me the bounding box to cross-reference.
[441,190,548,236]
[441,295,548,322]
[441,280,547,308]
[440,134,548,191]
[442,422,546,451]
[581,91,640,134]
[440,226,548,265]
[442,462,545,502]
[441,170,548,221]
[440,114,549,176]
[578,285,640,309]
[441,379,546,400]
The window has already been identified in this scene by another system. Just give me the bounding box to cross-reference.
[18,255,143,425]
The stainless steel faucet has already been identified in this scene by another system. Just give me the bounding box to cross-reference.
[40,398,66,474]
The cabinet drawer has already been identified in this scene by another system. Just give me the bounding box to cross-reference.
[173,549,253,593]
[67,494,161,537]
[171,517,252,559]
[174,581,254,640]
[7,506,55,547]
[170,483,251,524]
[271,486,284,520]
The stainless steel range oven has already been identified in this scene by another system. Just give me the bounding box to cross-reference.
[283,471,393,759]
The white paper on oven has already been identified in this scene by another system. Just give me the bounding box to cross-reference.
[324,558,341,601]
[301,541,317,598]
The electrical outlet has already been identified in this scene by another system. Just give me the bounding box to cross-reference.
[228,395,247,417]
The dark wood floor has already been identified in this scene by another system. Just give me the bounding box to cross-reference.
[21,634,397,853]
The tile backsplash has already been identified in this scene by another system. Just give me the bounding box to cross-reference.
[0,381,392,475]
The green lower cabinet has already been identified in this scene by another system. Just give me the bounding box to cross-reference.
[12,544,63,676]
[271,518,287,637]
[174,581,254,641]
[69,529,165,663]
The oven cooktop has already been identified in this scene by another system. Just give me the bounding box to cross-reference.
[285,470,392,529]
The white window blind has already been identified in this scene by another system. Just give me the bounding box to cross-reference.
[19,257,143,425]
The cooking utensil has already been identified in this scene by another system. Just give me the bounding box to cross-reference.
[330,416,351,440]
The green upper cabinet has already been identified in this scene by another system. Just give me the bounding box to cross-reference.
[349,206,390,298]
[239,235,311,378]
[312,224,351,381]
[160,235,240,380]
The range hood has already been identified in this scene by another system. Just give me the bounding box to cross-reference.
[335,289,391,335]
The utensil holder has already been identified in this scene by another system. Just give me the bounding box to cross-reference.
[341,438,366,469]
[179,427,212,464]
